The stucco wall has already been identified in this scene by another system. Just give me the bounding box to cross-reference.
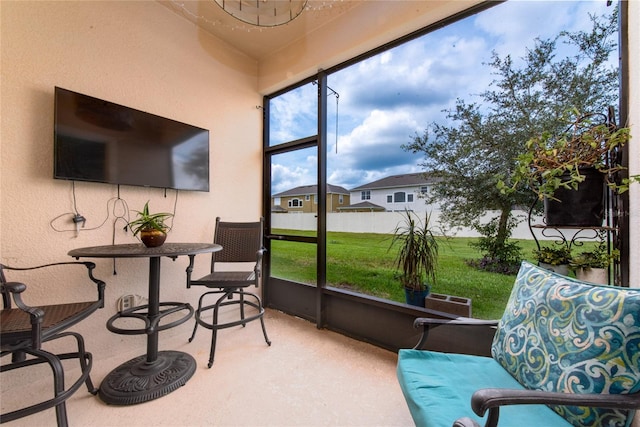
[0,0,262,360]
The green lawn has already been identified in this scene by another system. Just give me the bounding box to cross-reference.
[270,230,542,319]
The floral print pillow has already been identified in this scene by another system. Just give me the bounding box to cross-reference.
[491,261,640,427]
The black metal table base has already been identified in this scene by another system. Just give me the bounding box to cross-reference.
[98,351,196,405]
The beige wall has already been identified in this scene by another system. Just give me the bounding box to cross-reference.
[0,0,262,358]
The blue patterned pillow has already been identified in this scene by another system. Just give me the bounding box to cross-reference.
[491,261,640,427]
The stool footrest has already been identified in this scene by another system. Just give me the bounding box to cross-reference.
[107,302,194,335]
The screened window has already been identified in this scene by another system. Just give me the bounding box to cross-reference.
[265,1,623,322]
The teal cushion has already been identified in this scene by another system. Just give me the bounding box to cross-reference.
[397,349,570,427]
[491,261,640,427]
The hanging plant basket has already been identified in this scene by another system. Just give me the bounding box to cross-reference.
[544,167,604,227]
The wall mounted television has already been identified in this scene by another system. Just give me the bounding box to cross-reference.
[54,87,210,192]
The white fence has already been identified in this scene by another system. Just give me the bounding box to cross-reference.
[271,210,552,240]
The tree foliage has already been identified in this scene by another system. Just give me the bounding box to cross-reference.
[403,8,619,269]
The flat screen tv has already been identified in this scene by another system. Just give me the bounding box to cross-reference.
[54,87,210,192]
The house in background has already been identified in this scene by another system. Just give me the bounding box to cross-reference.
[272,184,350,213]
[347,173,439,212]
[337,201,387,213]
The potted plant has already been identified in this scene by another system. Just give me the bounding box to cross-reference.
[389,209,439,307]
[533,245,571,276]
[127,201,174,248]
[570,242,619,285]
[498,110,635,226]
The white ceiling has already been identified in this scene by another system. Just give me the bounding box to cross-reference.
[158,0,362,61]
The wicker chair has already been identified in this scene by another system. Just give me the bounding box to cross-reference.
[1,262,105,427]
[187,217,271,368]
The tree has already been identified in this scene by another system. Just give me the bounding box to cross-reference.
[404,8,619,269]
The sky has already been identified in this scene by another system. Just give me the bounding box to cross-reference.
[268,0,616,195]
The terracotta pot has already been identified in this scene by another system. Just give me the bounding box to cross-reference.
[140,229,167,248]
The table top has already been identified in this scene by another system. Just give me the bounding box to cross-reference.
[68,243,222,259]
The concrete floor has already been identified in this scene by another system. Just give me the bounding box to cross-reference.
[1,309,413,427]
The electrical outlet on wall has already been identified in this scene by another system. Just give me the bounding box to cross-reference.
[118,295,136,312]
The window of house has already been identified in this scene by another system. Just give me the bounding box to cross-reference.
[407,194,414,203]
[386,195,392,203]
[361,191,370,200]
[288,198,303,208]
[394,192,405,203]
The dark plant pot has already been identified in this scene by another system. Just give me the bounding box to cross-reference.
[140,229,167,248]
[544,168,604,227]
[404,287,430,307]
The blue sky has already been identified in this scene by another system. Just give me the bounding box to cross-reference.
[269,1,615,195]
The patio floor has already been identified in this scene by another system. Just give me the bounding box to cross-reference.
[1,309,413,426]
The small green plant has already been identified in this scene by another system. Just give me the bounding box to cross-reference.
[127,201,173,237]
[389,209,440,291]
[533,245,571,266]
[571,242,619,270]
[468,218,523,274]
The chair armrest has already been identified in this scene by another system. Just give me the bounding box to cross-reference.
[1,262,105,309]
[2,281,46,348]
[413,317,499,350]
[470,388,640,427]
[255,248,266,282]
[3,281,45,317]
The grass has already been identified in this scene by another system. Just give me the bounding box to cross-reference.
[270,229,543,319]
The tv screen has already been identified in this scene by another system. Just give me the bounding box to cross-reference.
[54,87,210,192]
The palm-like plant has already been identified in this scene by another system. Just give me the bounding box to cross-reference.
[127,201,173,237]
[390,209,439,291]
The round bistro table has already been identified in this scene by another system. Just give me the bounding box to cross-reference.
[68,242,221,405]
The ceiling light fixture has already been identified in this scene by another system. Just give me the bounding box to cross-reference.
[214,0,308,27]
